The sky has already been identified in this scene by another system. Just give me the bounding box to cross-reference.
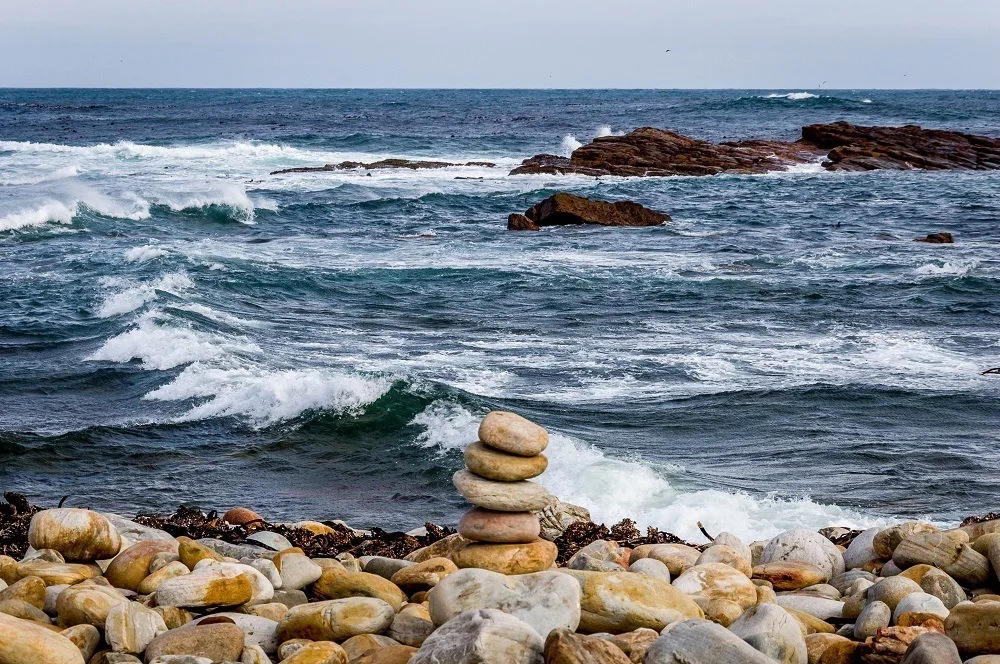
[2,0,999,89]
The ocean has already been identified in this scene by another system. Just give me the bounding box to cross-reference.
[1,89,998,543]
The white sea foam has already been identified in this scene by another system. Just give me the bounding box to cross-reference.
[96,272,193,318]
[144,366,393,425]
[410,401,892,542]
[0,201,77,231]
[86,314,249,370]
[561,135,584,156]
[158,183,257,224]
[0,165,81,186]
[0,187,150,232]
[914,260,975,277]
[0,139,510,174]
[174,303,258,327]
[595,126,615,138]
[775,159,828,175]
[124,245,169,262]
[765,92,820,100]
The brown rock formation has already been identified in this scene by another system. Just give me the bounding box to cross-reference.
[915,233,955,244]
[272,159,495,175]
[803,123,1000,171]
[511,122,1000,177]
[508,193,669,231]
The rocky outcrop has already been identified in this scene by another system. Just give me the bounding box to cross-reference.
[511,122,1000,176]
[272,159,495,175]
[511,129,822,177]
[802,122,1000,171]
[507,193,669,231]
[916,232,954,244]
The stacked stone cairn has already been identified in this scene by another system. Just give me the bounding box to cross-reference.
[451,410,559,575]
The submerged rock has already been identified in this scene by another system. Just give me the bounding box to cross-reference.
[508,193,670,231]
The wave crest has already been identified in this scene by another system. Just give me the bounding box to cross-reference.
[145,366,393,426]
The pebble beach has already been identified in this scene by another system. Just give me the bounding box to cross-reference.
[2,411,1000,664]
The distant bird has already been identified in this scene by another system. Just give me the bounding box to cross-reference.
[665,49,671,53]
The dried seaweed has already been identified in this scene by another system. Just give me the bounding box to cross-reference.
[0,492,40,558]
[553,518,703,564]
[831,530,863,548]
[135,506,454,559]
[960,512,1000,527]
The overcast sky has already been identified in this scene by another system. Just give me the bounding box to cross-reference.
[2,0,998,88]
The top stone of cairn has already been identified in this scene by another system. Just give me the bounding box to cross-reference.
[478,411,549,457]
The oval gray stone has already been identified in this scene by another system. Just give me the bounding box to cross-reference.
[452,470,554,512]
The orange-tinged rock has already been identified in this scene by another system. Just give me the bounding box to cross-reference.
[463,442,548,481]
[390,557,457,590]
[352,644,417,664]
[177,537,224,569]
[0,612,85,664]
[478,410,549,457]
[154,565,253,608]
[104,539,178,591]
[280,640,349,664]
[804,633,857,664]
[0,598,51,622]
[277,597,396,642]
[543,628,631,663]
[404,533,472,563]
[311,571,407,611]
[564,570,704,633]
[54,581,128,627]
[628,544,700,577]
[27,509,121,563]
[457,508,541,544]
[672,563,758,610]
[0,575,46,609]
[753,561,828,590]
[451,540,558,575]
[222,507,262,525]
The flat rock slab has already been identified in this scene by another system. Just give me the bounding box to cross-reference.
[272,158,496,175]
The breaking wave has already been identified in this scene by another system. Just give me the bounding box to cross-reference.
[410,401,894,542]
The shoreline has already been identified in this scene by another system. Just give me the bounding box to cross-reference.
[3,492,1000,662]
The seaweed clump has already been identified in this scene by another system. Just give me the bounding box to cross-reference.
[0,492,40,558]
[553,518,702,564]
[135,505,454,559]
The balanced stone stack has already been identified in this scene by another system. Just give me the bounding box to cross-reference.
[451,411,560,575]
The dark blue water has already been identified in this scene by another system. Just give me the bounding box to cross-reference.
[2,89,998,541]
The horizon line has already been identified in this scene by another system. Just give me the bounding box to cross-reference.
[1,86,999,92]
